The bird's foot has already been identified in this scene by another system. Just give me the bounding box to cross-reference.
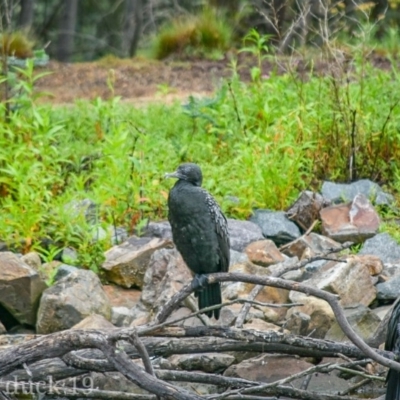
[191,274,208,290]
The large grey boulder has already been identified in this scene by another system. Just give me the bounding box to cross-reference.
[36,269,111,334]
[227,219,264,251]
[0,252,47,327]
[321,179,394,205]
[101,236,172,288]
[359,233,400,264]
[250,210,301,245]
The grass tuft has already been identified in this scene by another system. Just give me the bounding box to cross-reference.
[152,8,233,60]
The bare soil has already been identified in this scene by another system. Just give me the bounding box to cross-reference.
[35,54,393,104]
[35,58,235,105]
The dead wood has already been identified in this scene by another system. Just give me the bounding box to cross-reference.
[0,269,393,399]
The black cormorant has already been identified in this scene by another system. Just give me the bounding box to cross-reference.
[386,298,400,399]
[166,163,230,319]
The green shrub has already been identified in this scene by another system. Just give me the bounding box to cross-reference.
[152,8,233,59]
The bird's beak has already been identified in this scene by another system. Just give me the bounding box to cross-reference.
[164,171,180,179]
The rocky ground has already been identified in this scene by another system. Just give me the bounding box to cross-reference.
[0,178,398,398]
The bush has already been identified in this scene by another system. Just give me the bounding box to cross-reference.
[152,8,233,59]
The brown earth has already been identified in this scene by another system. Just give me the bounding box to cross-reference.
[35,58,236,105]
[35,54,393,105]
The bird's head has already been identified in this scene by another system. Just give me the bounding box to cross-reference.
[165,163,203,186]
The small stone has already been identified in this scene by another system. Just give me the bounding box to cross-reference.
[111,307,133,327]
[20,252,42,270]
[287,294,334,338]
[61,247,78,264]
[53,264,78,281]
[285,311,311,336]
[245,240,285,267]
[250,210,301,245]
[243,319,281,332]
[72,314,115,330]
[376,275,400,300]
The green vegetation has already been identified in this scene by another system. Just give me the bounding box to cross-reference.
[1,33,400,268]
[152,7,233,60]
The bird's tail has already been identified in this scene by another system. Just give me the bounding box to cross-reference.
[386,369,400,399]
[196,282,222,320]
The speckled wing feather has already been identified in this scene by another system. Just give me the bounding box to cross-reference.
[202,188,230,272]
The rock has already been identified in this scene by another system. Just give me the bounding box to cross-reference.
[224,354,313,384]
[110,226,129,245]
[359,233,400,263]
[320,194,380,243]
[285,311,311,336]
[286,190,330,231]
[286,295,334,338]
[297,257,376,307]
[61,247,78,264]
[111,307,133,327]
[229,249,249,267]
[36,269,111,334]
[321,179,394,205]
[20,252,42,270]
[72,314,115,330]
[376,275,400,300]
[381,263,400,279]
[227,219,264,251]
[302,259,328,280]
[354,255,383,276]
[141,220,173,239]
[243,318,282,332]
[166,307,203,327]
[0,252,47,327]
[168,353,235,373]
[372,305,392,320]
[101,236,172,288]
[0,320,6,334]
[131,248,193,318]
[224,262,289,319]
[245,240,285,267]
[282,233,341,259]
[250,210,301,245]
[53,264,78,281]
[103,284,141,308]
[65,198,98,224]
[325,305,381,343]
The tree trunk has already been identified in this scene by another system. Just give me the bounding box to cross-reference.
[56,0,78,62]
[18,0,35,30]
[121,0,143,57]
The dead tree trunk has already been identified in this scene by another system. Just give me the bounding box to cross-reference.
[56,0,78,62]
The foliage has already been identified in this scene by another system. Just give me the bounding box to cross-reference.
[0,31,34,58]
[152,7,233,60]
[2,32,400,269]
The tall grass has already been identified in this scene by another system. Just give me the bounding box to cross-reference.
[1,43,400,266]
